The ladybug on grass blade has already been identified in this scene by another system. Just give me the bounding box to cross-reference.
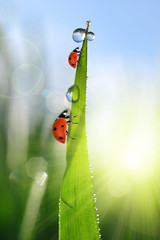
[68,47,80,68]
[52,109,78,143]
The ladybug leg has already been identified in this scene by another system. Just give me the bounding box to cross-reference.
[77,59,81,67]
[66,120,78,124]
[64,115,78,119]
[66,130,75,140]
[70,115,78,118]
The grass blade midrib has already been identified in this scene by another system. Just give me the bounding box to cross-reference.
[59,23,99,240]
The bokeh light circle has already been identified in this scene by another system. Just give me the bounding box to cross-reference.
[12,64,44,96]
[0,36,43,98]
[45,91,65,113]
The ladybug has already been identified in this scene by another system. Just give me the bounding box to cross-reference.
[52,109,77,143]
[68,47,80,68]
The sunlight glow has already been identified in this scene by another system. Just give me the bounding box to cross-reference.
[124,155,141,170]
[123,126,156,176]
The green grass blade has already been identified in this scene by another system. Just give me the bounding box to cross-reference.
[59,23,100,240]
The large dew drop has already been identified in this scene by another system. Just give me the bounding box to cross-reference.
[72,28,86,42]
[66,85,79,103]
[87,32,95,41]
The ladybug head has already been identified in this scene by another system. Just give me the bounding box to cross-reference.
[58,109,68,118]
[73,47,79,53]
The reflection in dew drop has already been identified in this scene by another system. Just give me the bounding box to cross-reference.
[12,64,44,96]
[72,28,86,42]
[41,89,51,99]
[45,91,65,113]
[87,32,95,41]
[66,85,79,103]
[108,175,131,198]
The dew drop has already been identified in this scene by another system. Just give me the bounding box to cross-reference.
[72,28,86,42]
[87,32,95,41]
[66,84,79,103]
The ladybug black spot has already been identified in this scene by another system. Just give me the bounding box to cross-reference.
[61,125,64,127]
[59,137,63,140]
[74,56,76,58]
[54,127,57,131]
[69,57,71,60]
[72,64,75,66]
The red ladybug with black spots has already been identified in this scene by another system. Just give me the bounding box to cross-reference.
[52,109,77,143]
[68,47,80,68]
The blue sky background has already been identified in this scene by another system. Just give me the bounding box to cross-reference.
[1,0,160,62]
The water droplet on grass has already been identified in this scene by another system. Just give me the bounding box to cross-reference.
[87,32,95,41]
[66,85,79,103]
[72,28,86,42]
